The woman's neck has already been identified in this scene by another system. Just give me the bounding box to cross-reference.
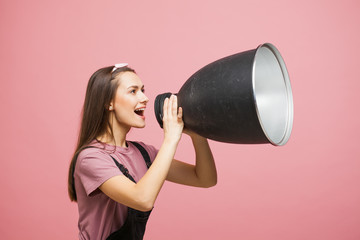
[98,113,132,148]
[97,127,129,148]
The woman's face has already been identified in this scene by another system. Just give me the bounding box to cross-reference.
[110,71,149,130]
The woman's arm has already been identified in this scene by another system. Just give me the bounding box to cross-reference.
[99,95,184,211]
[166,132,217,188]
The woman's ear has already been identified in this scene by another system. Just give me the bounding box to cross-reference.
[106,102,114,111]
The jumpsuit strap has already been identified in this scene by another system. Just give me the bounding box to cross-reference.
[129,141,152,168]
[109,141,152,183]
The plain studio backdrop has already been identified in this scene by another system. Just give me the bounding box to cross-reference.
[1,0,359,239]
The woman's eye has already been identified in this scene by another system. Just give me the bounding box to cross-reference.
[130,89,136,94]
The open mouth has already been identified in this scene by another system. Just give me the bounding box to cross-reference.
[134,108,145,117]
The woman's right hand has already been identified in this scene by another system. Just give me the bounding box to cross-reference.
[162,95,184,145]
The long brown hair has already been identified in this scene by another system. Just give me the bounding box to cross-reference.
[68,65,135,202]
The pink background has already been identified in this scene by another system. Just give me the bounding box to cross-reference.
[1,0,359,239]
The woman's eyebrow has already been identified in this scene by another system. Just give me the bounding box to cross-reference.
[127,85,145,89]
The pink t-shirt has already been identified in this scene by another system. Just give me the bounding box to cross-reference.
[74,140,158,240]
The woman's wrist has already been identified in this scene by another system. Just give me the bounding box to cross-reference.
[163,136,181,147]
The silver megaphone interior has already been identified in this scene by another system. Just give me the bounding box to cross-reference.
[252,43,293,145]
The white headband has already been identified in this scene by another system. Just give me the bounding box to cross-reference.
[112,63,128,73]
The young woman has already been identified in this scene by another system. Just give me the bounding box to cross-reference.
[68,64,217,240]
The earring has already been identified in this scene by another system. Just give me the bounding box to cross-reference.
[109,106,113,110]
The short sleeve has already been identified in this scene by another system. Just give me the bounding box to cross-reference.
[76,148,122,196]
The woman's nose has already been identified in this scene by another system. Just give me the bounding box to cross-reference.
[140,92,149,104]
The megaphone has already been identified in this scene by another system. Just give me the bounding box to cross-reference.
[154,43,293,146]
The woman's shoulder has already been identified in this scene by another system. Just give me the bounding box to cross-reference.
[77,142,113,161]
[78,146,106,157]
[75,145,117,175]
